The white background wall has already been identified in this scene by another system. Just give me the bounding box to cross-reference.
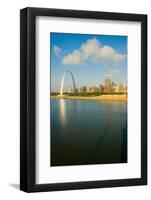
[0,0,150,199]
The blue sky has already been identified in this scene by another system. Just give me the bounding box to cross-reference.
[50,33,127,92]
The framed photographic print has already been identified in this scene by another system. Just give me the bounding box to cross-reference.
[20,7,147,192]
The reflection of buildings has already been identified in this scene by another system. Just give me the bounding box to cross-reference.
[59,99,67,126]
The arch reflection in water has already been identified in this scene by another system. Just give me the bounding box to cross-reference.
[51,99,127,166]
[59,99,67,126]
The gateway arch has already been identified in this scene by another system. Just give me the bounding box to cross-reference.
[60,70,76,95]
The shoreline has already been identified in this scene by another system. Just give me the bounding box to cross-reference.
[50,94,127,101]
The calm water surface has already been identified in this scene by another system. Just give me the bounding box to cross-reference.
[51,98,127,166]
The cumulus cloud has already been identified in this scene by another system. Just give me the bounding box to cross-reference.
[62,50,81,64]
[53,45,62,56]
[80,38,100,59]
[62,38,126,65]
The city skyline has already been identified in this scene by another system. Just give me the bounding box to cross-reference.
[50,33,127,92]
[55,74,128,95]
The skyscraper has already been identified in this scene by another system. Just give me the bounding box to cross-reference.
[104,77,112,93]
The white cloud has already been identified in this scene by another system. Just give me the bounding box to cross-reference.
[62,37,126,65]
[80,38,100,59]
[96,46,125,62]
[54,45,62,56]
[62,50,81,64]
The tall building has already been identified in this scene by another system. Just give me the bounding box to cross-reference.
[78,86,87,93]
[112,84,120,93]
[86,86,98,93]
[122,83,128,93]
[112,83,128,93]
[68,87,73,93]
[104,77,112,93]
[96,84,104,93]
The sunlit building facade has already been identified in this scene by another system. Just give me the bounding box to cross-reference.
[66,77,127,94]
[104,77,112,93]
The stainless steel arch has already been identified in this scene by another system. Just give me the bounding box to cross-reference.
[60,70,76,95]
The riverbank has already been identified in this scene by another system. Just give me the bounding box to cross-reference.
[51,94,127,101]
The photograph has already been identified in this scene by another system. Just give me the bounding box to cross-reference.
[50,32,128,166]
[20,7,147,193]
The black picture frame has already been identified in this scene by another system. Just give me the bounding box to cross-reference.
[20,7,147,192]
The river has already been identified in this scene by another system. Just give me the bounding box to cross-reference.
[51,98,127,166]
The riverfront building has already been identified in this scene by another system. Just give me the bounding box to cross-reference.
[104,77,112,93]
[86,86,98,93]
[67,77,127,94]
[78,86,87,93]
